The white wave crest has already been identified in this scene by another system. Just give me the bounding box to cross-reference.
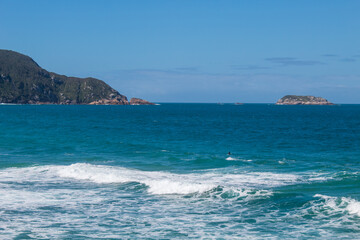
[314,194,360,217]
[56,163,215,195]
[54,163,303,195]
[225,156,252,162]
[0,163,321,196]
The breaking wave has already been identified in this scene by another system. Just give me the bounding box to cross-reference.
[55,163,301,195]
[313,194,360,217]
[0,163,332,197]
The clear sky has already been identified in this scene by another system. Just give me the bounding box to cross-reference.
[1,0,359,103]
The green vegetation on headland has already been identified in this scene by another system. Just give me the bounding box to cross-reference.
[0,50,152,105]
[276,95,334,105]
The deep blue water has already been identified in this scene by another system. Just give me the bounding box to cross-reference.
[0,104,359,239]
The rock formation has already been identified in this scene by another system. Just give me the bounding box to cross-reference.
[276,95,334,105]
[130,98,155,105]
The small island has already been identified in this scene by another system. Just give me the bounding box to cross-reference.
[276,95,334,105]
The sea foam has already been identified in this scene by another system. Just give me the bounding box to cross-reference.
[0,164,353,239]
[55,163,302,195]
[0,163,303,196]
[314,194,360,217]
[0,163,328,197]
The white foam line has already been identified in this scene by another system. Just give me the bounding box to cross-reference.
[54,163,302,194]
[0,163,328,196]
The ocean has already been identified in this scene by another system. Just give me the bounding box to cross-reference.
[0,104,359,239]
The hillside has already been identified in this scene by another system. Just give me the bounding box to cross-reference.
[0,50,128,104]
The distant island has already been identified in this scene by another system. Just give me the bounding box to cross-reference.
[0,50,153,105]
[276,95,334,105]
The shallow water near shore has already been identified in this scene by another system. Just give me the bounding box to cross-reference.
[0,103,359,239]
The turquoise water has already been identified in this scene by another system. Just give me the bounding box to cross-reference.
[0,104,359,239]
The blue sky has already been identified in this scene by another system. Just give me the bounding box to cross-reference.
[1,0,360,103]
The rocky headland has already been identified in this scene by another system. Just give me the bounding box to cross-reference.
[276,95,334,105]
[129,98,155,105]
[0,50,153,105]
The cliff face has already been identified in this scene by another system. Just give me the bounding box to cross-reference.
[0,50,128,104]
[276,95,333,105]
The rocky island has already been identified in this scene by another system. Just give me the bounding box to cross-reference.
[276,95,334,105]
[0,50,153,105]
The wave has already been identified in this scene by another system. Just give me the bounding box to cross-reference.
[55,163,303,195]
[0,164,355,239]
[314,194,360,217]
[225,156,252,161]
[0,163,330,197]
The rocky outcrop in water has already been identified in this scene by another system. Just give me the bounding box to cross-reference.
[276,95,334,105]
[130,98,155,105]
[88,96,129,105]
[0,50,130,105]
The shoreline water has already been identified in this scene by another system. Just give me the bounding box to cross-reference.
[0,104,359,239]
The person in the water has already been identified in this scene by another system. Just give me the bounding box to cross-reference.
[228,152,231,155]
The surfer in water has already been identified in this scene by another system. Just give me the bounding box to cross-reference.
[228,152,231,155]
